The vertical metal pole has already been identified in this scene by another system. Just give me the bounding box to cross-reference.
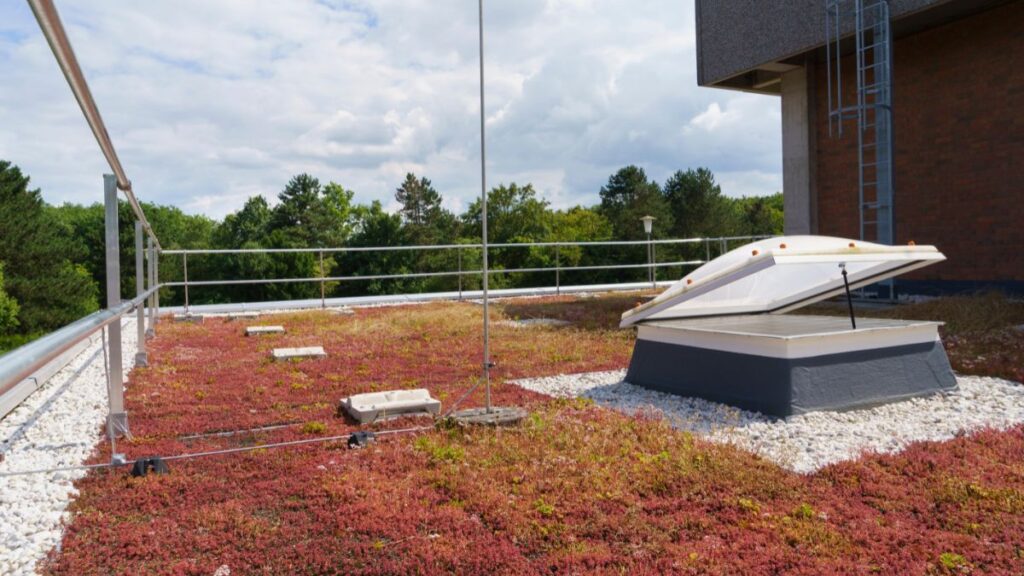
[183,253,189,314]
[146,236,156,338]
[457,248,463,300]
[555,244,560,295]
[704,239,710,263]
[103,174,127,441]
[646,233,653,285]
[134,221,148,367]
[319,250,326,309]
[651,238,657,288]
[720,238,727,256]
[478,0,492,412]
[154,247,160,324]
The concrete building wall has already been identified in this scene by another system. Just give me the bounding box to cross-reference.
[781,65,817,235]
[812,1,1024,290]
[696,0,959,86]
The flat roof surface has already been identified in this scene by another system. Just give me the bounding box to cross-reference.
[643,314,939,338]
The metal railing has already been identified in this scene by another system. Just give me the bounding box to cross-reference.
[3,0,771,466]
[161,235,768,313]
[0,1,164,453]
[0,230,768,445]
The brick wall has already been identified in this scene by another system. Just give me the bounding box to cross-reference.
[813,1,1024,288]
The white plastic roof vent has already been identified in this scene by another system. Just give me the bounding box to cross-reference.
[620,235,945,328]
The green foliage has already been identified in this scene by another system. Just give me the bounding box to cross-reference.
[51,199,217,306]
[938,552,968,571]
[737,497,761,514]
[663,168,737,239]
[395,173,453,243]
[2,159,782,323]
[270,174,354,248]
[734,192,784,236]
[0,263,20,335]
[793,503,817,519]
[0,161,98,333]
[0,332,43,354]
[462,183,555,288]
[533,498,556,517]
[337,200,412,296]
[598,165,674,241]
[462,182,551,243]
[414,436,465,465]
[301,421,327,435]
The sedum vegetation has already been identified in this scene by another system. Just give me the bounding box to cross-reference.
[42,296,1024,575]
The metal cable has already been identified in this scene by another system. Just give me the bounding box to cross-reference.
[0,424,436,478]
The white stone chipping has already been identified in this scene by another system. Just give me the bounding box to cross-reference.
[0,319,139,576]
[510,370,1024,474]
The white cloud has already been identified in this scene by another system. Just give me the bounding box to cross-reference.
[0,0,781,219]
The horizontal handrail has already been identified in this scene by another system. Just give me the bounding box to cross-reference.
[160,237,767,256]
[0,285,159,399]
[162,260,704,288]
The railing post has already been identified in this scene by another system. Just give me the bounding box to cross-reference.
[457,247,463,300]
[720,238,727,257]
[646,233,654,286]
[183,253,189,314]
[146,236,156,339]
[103,174,128,441]
[154,246,160,324]
[651,240,657,288]
[555,244,560,295]
[705,238,710,263]
[319,250,325,309]
[134,221,148,367]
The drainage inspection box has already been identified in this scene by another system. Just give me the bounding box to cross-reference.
[620,235,955,417]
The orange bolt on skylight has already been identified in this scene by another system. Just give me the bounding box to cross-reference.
[848,242,856,248]
[908,240,916,246]
[686,279,693,285]
[752,249,760,256]
[779,243,787,249]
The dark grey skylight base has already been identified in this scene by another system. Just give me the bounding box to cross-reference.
[625,338,957,417]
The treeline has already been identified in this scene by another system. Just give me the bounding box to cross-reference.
[0,159,782,347]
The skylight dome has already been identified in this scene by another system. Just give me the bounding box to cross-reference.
[620,235,945,327]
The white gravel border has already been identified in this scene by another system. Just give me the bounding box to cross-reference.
[0,319,139,576]
[511,370,1024,474]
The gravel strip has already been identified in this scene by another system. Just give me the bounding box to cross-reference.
[0,319,139,576]
[511,370,1024,474]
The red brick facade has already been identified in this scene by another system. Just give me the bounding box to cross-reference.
[813,2,1024,288]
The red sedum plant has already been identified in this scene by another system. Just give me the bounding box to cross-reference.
[41,295,1024,575]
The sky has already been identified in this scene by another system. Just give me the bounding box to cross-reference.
[0,0,781,219]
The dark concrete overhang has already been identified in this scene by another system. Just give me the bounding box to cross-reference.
[695,0,1018,94]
